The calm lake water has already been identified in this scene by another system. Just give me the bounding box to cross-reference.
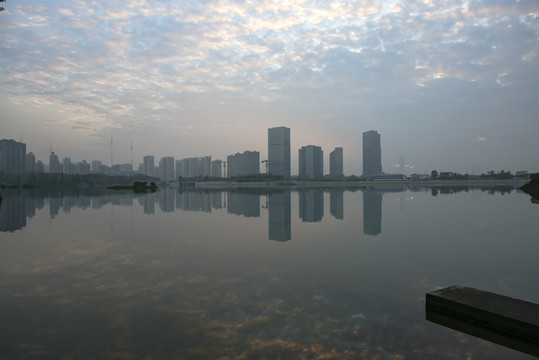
[1,185,538,359]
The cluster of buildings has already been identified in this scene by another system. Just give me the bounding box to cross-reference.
[1,127,385,180]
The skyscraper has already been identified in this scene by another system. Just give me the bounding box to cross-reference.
[0,139,26,175]
[298,145,323,179]
[142,155,155,176]
[329,147,343,177]
[362,130,382,177]
[268,126,290,177]
[49,151,62,173]
[159,156,175,181]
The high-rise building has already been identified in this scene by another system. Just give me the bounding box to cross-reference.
[211,160,222,177]
[159,156,175,181]
[329,147,343,177]
[92,160,103,173]
[227,151,260,177]
[49,151,62,173]
[26,152,36,173]
[268,126,290,177]
[142,155,155,177]
[0,139,26,175]
[63,157,75,174]
[298,145,323,179]
[362,130,382,177]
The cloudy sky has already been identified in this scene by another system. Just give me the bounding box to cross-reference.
[1,0,538,175]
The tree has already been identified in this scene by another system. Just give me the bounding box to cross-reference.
[0,0,5,12]
[431,170,438,178]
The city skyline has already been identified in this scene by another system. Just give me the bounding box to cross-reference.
[1,1,538,175]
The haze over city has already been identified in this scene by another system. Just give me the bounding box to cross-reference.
[1,0,538,175]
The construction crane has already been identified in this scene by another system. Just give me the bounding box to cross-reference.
[261,160,269,174]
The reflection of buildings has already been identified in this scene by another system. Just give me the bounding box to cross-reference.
[0,197,26,232]
[268,126,291,177]
[227,192,260,217]
[362,130,382,177]
[299,189,324,222]
[49,197,62,218]
[363,190,382,235]
[329,190,344,220]
[176,191,212,212]
[159,188,176,212]
[140,192,157,214]
[268,192,291,241]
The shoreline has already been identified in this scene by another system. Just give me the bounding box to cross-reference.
[194,179,528,189]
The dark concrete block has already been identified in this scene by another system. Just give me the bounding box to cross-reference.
[426,285,539,357]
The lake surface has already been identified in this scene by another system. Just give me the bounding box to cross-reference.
[1,185,538,359]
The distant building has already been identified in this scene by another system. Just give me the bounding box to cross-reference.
[76,161,91,175]
[268,126,291,177]
[26,152,36,173]
[298,145,323,179]
[36,160,44,173]
[92,160,103,173]
[362,130,382,177]
[329,147,343,177]
[211,160,222,177]
[0,139,26,175]
[142,155,155,176]
[159,156,175,181]
[227,151,260,177]
[49,151,62,173]
[63,157,75,174]
[177,156,212,178]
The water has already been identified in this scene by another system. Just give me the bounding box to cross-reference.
[1,185,538,359]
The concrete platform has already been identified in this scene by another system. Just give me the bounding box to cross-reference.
[426,285,539,356]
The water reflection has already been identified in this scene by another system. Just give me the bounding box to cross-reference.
[329,189,344,220]
[363,189,382,235]
[0,185,525,237]
[299,189,324,222]
[268,191,291,242]
[0,184,537,359]
[228,191,260,218]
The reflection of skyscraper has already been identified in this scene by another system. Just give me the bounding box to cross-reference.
[227,192,260,217]
[268,191,291,241]
[362,130,382,177]
[159,188,176,212]
[299,189,324,222]
[298,145,323,179]
[363,189,382,235]
[0,196,26,232]
[141,192,156,214]
[330,190,344,220]
[177,191,212,212]
[329,147,343,177]
[268,126,291,177]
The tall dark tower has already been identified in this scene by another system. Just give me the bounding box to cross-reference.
[362,130,382,177]
[268,126,290,177]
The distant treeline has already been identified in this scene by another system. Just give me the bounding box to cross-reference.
[0,172,158,189]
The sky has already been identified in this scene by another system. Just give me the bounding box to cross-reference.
[1,0,538,176]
